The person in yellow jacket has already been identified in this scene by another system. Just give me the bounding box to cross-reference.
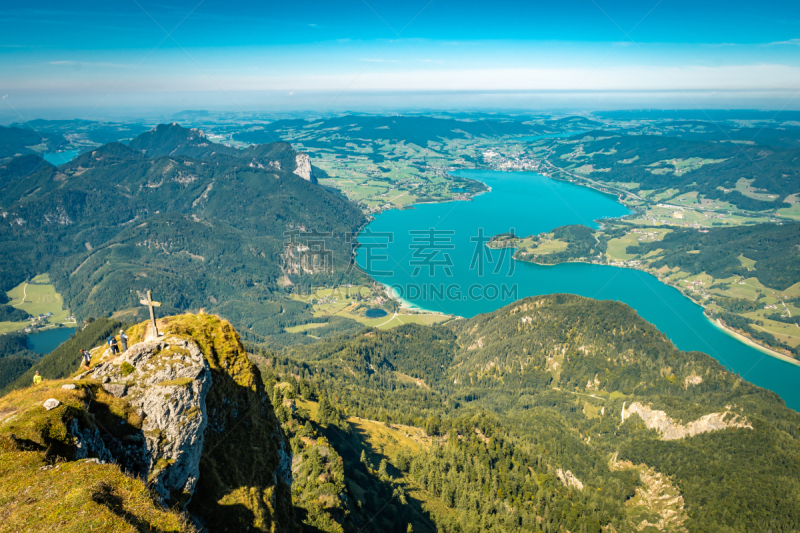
[33,371,42,384]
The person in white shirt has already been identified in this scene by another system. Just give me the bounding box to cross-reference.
[119,330,129,352]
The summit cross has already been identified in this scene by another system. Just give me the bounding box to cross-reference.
[139,290,162,338]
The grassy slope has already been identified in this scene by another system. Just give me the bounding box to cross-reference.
[1,274,75,334]
[0,380,194,533]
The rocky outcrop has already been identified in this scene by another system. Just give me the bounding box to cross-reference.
[144,313,295,532]
[0,377,198,531]
[556,468,584,490]
[609,453,688,532]
[293,153,312,181]
[2,314,296,532]
[684,371,703,388]
[622,401,752,441]
[69,418,114,463]
[89,336,211,503]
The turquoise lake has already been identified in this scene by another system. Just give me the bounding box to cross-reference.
[27,327,76,354]
[356,169,800,411]
[43,150,80,166]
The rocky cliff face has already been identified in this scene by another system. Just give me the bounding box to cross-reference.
[88,336,211,503]
[555,468,584,490]
[622,401,752,440]
[293,153,312,181]
[132,314,296,532]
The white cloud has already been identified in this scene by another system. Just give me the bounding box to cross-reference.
[765,39,800,46]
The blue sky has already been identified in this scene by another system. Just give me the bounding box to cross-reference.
[2,0,800,114]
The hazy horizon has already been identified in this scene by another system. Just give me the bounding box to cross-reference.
[3,89,800,125]
[3,0,800,122]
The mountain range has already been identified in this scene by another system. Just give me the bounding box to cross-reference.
[0,124,368,388]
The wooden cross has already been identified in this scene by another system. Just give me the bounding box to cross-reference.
[139,290,162,337]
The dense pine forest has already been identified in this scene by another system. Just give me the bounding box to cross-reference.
[549,131,800,210]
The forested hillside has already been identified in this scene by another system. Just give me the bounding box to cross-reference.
[548,131,800,210]
[513,222,800,358]
[630,223,800,290]
[278,294,800,532]
[0,331,38,390]
[127,123,310,180]
[0,318,123,395]
[0,125,64,158]
[0,124,367,345]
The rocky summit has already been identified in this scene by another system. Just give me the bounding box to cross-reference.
[89,335,212,503]
[0,313,295,533]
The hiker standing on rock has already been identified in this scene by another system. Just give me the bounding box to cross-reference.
[119,329,129,352]
[108,334,119,355]
[81,349,92,369]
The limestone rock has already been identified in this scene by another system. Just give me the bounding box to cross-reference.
[63,314,296,531]
[609,453,688,531]
[293,153,312,181]
[684,372,703,388]
[282,398,296,414]
[622,401,752,440]
[61,384,77,390]
[43,398,60,410]
[556,468,584,490]
[69,418,113,463]
[102,383,127,397]
[276,427,293,486]
[91,336,211,504]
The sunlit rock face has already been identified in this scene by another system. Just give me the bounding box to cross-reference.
[294,153,312,181]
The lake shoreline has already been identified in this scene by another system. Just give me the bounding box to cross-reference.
[357,167,800,409]
[712,318,800,367]
[389,242,800,368]
[380,282,454,318]
[515,252,799,367]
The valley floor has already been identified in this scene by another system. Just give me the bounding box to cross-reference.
[1,274,76,334]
